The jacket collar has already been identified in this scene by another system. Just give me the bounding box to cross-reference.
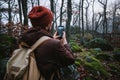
[39,29,53,38]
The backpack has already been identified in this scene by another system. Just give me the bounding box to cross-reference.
[4,36,50,80]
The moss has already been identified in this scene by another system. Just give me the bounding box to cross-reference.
[95,53,113,61]
[85,77,92,80]
[75,34,81,39]
[114,48,120,52]
[84,57,110,79]
[88,49,100,55]
[108,63,120,72]
[75,58,83,66]
[75,61,81,66]
[70,40,82,52]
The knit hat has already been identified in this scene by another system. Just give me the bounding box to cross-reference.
[28,6,53,28]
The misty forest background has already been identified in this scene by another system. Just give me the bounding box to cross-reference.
[0,0,120,80]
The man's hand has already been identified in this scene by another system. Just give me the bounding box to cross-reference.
[53,31,68,45]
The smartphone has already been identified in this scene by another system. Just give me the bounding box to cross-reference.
[57,26,64,38]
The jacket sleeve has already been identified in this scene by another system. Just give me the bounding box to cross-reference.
[54,40,75,67]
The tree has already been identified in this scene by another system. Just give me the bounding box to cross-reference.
[17,0,22,24]
[0,2,2,24]
[50,0,55,34]
[78,1,81,34]
[98,0,108,34]
[60,0,64,26]
[85,0,90,30]
[30,0,34,7]
[112,1,120,32]
[21,0,28,26]
[0,2,2,34]
[8,0,12,23]
[37,0,40,6]
[54,0,58,29]
[112,3,117,31]
[92,0,95,33]
[66,0,72,42]
[95,13,102,32]
[81,0,84,37]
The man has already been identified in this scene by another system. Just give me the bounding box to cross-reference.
[20,6,75,80]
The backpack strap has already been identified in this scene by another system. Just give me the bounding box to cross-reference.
[31,36,51,51]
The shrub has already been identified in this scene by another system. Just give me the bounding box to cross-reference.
[113,52,120,62]
[0,34,17,80]
[70,40,82,52]
[84,33,93,41]
[0,58,9,79]
[0,34,17,58]
[83,38,113,51]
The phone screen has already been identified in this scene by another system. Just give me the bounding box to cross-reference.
[57,26,64,38]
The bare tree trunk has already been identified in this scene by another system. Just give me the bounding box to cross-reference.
[78,1,81,34]
[0,13,1,24]
[95,13,102,31]
[50,0,55,34]
[92,0,95,35]
[31,0,34,7]
[60,0,64,26]
[0,2,2,34]
[8,0,12,23]
[85,0,90,31]
[85,9,88,30]
[66,0,72,42]
[18,0,22,24]
[54,0,58,30]
[104,4,107,34]
[37,0,40,6]
[21,0,28,26]
[0,2,2,24]
[81,0,84,38]
[112,4,117,31]
[98,0,108,34]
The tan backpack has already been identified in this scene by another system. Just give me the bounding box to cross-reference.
[4,36,50,80]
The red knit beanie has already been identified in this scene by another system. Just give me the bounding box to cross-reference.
[28,6,53,28]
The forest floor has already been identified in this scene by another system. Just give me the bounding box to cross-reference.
[73,46,120,80]
[0,34,120,80]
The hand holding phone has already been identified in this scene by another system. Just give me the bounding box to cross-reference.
[53,31,68,45]
[53,26,67,45]
[57,26,64,38]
